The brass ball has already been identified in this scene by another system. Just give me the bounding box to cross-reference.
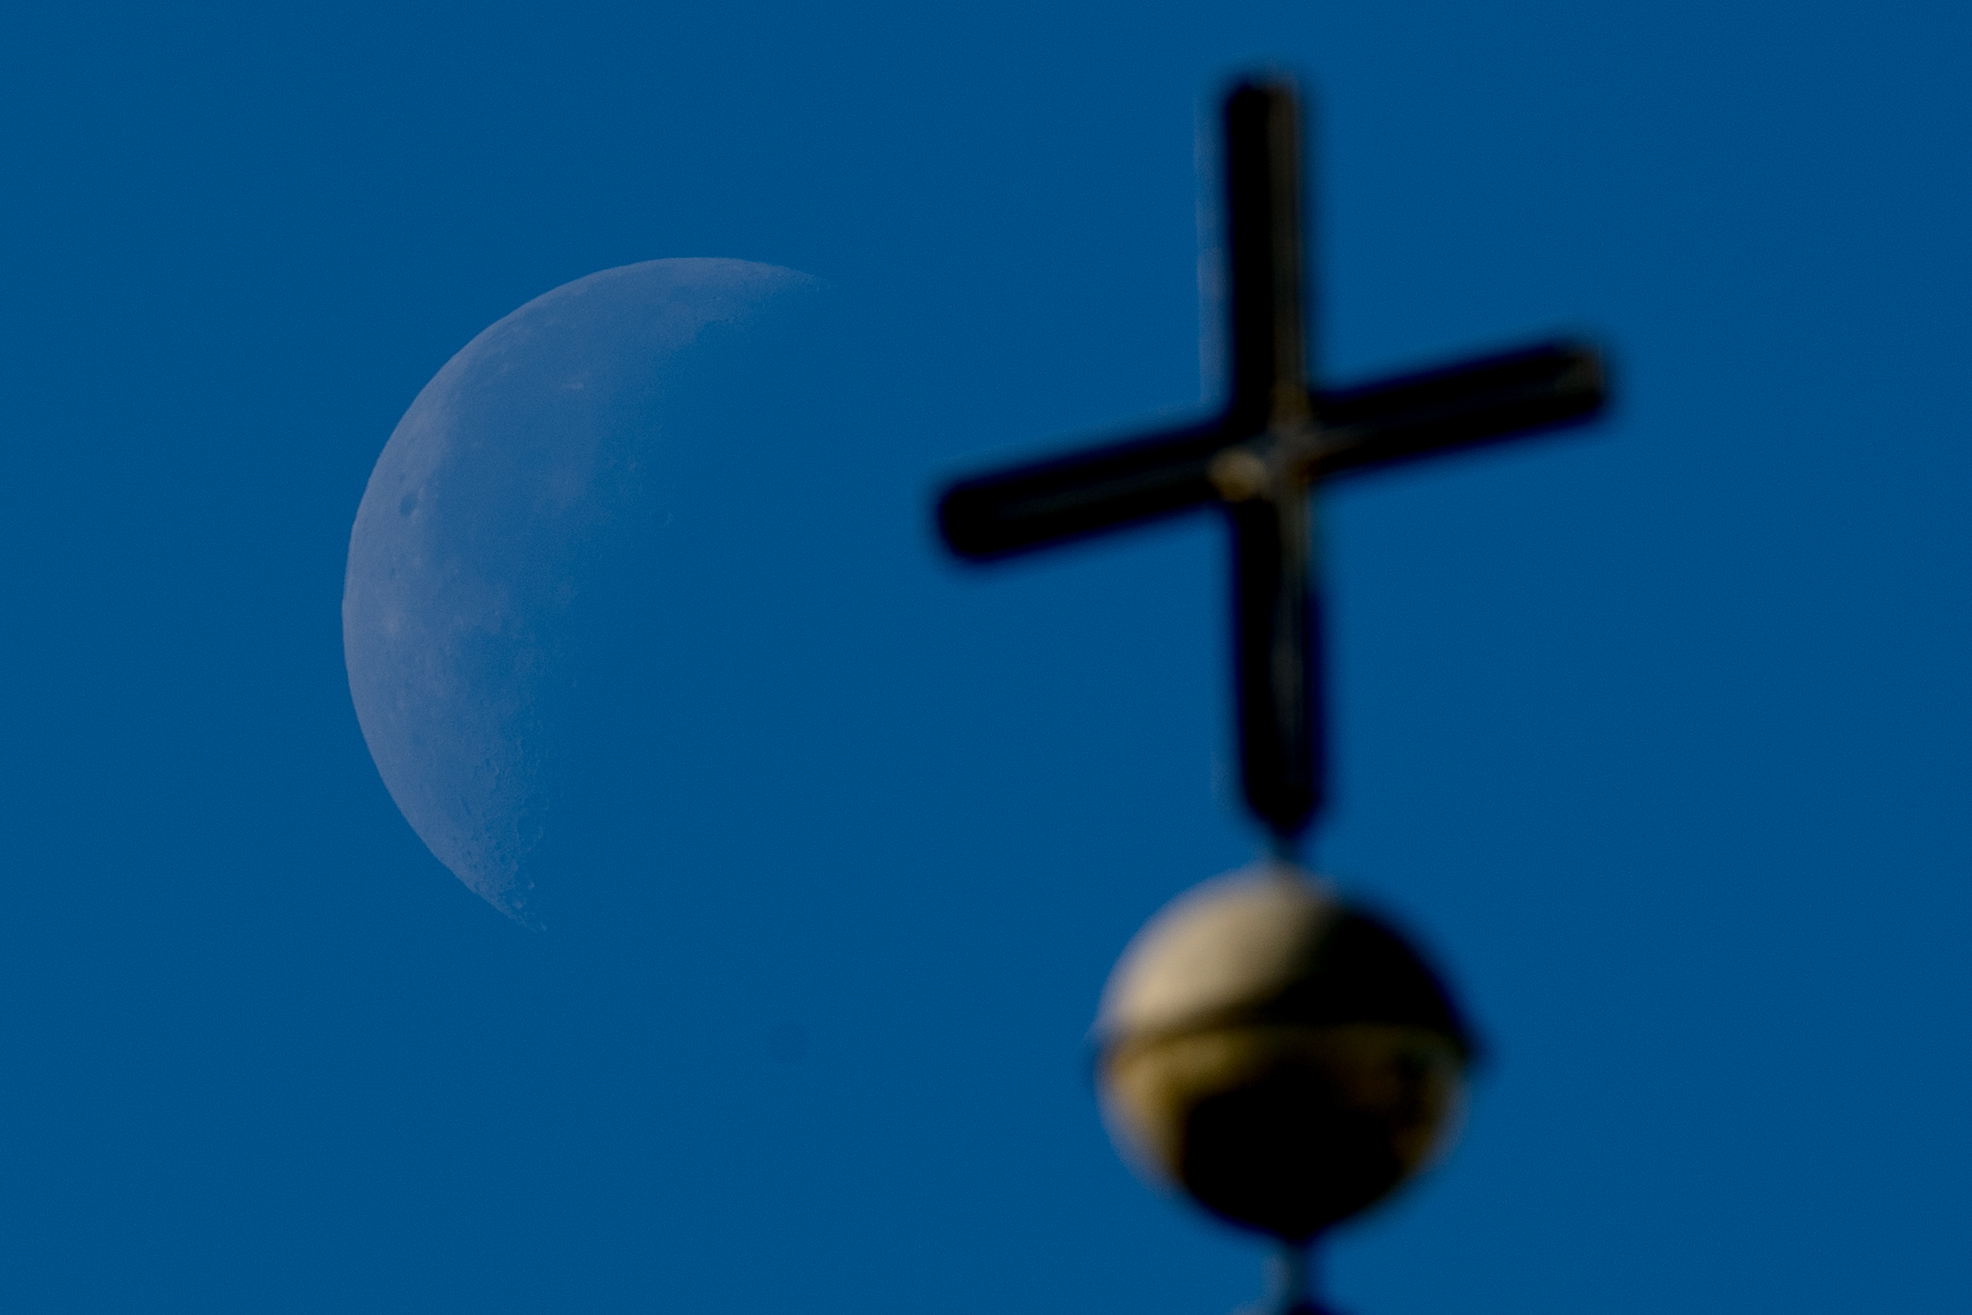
[1094,862,1472,1240]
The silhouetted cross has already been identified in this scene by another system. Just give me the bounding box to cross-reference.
[937,79,1607,847]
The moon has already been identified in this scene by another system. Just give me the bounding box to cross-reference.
[343,258,825,924]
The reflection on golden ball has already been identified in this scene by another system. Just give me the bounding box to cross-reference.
[1094,863,1472,1240]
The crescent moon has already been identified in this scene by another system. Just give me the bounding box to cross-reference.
[342,258,823,923]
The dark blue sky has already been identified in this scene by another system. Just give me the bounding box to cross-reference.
[5,1,1971,1311]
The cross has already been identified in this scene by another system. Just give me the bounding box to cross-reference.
[936,78,1607,850]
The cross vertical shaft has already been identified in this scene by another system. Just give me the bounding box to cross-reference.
[1224,81,1320,843]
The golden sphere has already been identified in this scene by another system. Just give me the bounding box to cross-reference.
[1094,863,1471,1239]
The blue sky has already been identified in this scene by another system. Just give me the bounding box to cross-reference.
[4,1,1971,1311]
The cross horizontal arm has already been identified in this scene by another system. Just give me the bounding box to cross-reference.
[936,418,1227,559]
[1313,339,1606,480]
[934,339,1607,561]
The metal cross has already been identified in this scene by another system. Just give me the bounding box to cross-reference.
[936,78,1607,848]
